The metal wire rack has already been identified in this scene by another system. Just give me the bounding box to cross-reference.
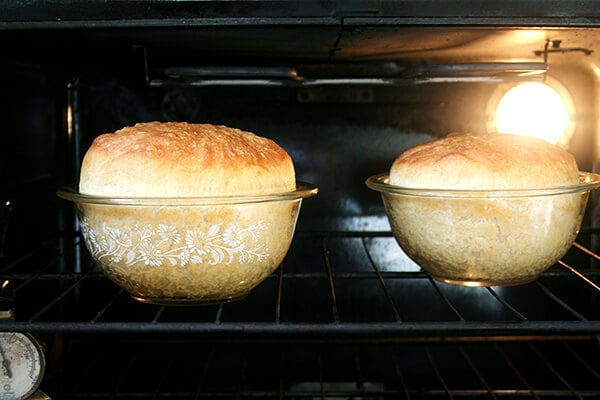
[0,229,599,337]
[0,229,599,398]
[35,336,599,399]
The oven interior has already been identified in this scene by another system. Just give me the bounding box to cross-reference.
[1,2,600,399]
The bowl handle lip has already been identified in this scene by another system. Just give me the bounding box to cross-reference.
[365,171,600,198]
[56,181,319,206]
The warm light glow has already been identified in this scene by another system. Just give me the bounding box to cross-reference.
[494,82,572,145]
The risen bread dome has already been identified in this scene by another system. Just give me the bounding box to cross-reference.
[79,121,296,197]
[390,133,579,189]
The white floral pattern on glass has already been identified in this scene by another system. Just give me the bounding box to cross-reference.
[79,218,270,267]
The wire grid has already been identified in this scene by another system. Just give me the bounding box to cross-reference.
[0,231,599,334]
[40,337,600,399]
[1,231,600,399]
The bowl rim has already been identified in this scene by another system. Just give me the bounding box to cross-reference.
[57,181,318,206]
[365,171,600,198]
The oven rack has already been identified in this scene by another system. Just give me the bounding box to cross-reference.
[40,336,600,399]
[5,0,600,28]
[1,230,599,338]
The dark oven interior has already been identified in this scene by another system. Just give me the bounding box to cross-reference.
[1,2,600,399]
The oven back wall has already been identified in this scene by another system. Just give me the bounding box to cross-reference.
[71,71,534,233]
[2,56,599,274]
[0,63,67,263]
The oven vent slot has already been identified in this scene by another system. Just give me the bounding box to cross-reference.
[146,62,548,87]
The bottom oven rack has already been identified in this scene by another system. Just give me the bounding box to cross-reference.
[1,230,600,399]
[39,336,600,399]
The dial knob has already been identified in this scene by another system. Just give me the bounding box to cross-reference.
[0,332,45,400]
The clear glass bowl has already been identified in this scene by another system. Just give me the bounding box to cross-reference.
[58,182,318,305]
[366,172,600,287]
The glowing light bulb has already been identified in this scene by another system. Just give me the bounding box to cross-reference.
[494,82,572,145]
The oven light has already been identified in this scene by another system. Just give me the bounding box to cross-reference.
[489,80,574,146]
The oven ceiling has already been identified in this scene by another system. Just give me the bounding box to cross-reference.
[1,1,600,69]
[3,0,600,24]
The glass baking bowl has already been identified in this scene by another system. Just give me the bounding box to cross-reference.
[57,182,318,305]
[366,172,600,287]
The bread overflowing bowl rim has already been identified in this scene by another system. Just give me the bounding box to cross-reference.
[57,181,318,206]
[366,172,600,198]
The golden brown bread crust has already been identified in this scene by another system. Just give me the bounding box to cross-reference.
[390,133,579,189]
[79,122,296,196]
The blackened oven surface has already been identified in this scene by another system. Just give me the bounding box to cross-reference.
[1,2,600,399]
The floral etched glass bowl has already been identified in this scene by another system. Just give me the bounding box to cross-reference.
[366,172,600,287]
[58,182,318,305]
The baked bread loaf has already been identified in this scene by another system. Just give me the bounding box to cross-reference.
[390,133,579,189]
[79,121,296,197]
